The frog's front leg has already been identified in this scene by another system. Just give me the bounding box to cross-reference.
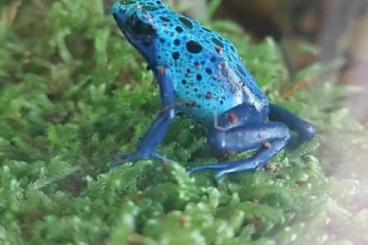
[117,67,176,166]
[187,105,290,179]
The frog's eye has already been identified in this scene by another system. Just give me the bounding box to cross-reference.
[130,18,155,36]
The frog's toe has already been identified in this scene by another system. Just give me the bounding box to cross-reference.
[110,152,175,169]
[214,171,227,181]
[154,154,177,164]
[186,163,226,175]
[109,152,151,168]
[109,155,136,169]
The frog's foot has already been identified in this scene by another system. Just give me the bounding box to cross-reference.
[187,139,286,180]
[111,151,175,168]
[269,104,317,149]
[187,121,290,180]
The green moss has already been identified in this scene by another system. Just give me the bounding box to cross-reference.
[1,0,367,244]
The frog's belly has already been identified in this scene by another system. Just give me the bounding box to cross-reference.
[175,89,247,123]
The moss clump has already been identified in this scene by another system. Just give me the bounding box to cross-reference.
[1,0,367,244]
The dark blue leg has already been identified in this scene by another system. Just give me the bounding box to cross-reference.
[187,120,290,179]
[269,104,317,149]
[120,107,175,163]
[218,139,287,179]
[116,67,176,166]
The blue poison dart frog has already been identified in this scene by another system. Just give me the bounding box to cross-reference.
[112,0,317,179]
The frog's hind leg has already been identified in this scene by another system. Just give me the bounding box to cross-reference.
[269,104,317,149]
[187,108,290,179]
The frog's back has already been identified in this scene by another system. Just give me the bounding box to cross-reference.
[122,0,269,122]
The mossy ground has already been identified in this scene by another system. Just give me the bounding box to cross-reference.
[1,1,367,244]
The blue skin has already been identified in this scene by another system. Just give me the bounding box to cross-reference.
[112,0,317,179]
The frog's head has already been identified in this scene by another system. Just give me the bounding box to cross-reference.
[112,0,166,65]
